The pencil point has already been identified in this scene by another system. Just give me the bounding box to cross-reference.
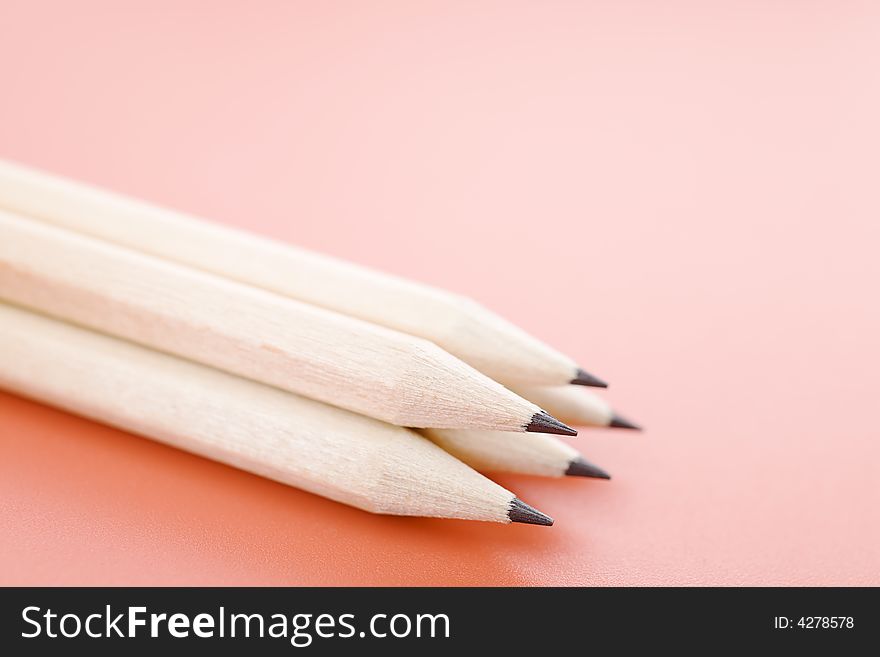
[571,368,608,388]
[508,498,554,526]
[565,456,611,479]
[609,414,642,430]
[526,411,577,436]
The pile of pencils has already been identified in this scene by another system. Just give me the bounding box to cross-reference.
[0,159,640,527]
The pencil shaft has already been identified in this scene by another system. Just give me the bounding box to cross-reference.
[423,428,583,478]
[0,211,549,431]
[0,158,589,386]
[511,385,613,427]
[0,302,519,522]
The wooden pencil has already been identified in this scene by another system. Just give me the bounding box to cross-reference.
[511,385,642,430]
[0,302,553,525]
[0,211,574,434]
[0,158,605,389]
[423,429,610,479]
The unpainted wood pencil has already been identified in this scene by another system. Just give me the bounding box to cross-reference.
[512,385,642,430]
[0,302,553,525]
[0,158,605,388]
[0,211,574,434]
[423,428,610,479]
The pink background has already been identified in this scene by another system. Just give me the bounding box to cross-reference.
[1,1,878,585]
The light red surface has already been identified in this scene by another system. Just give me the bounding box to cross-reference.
[1,1,878,586]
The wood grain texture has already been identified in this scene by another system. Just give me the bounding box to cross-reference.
[0,302,519,522]
[422,428,579,478]
[0,211,549,431]
[512,385,613,427]
[0,158,583,386]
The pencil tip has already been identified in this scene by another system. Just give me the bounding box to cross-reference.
[508,498,554,526]
[609,414,642,430]
[571,368,608,388]
[526,411,577,436]
[565,456,611,479]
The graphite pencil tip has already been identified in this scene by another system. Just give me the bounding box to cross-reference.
[571,368,608,388]
[526,411,577,436]
[609,414,642,431]
[508,498,554,526]
[565,456,611,480]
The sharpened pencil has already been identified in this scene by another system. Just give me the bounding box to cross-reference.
[0,211,574,434]
[0,158,604,388]
[423,428,610,480]
[0,302,553,525]
[512,385,642,430]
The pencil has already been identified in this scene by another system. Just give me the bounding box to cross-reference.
[423,429,610,479]
[0,211,574,434]
[512,385,642,430]
[0,158,605,389]
[0,302,554,525]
